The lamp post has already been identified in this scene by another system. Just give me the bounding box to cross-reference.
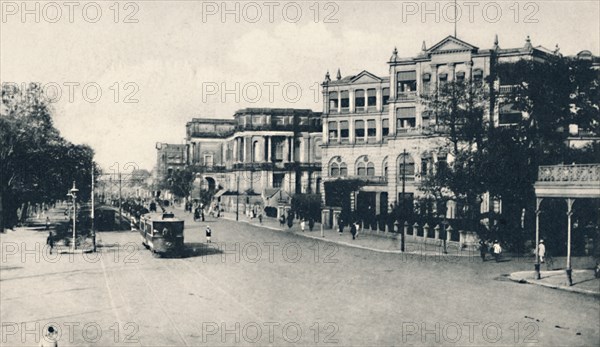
[67,182,79,251]
[236,173,240,221]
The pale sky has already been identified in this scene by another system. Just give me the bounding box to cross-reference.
[2,0,599,171]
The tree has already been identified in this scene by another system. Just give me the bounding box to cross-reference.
[291,194,321,222]
[1,83,96,230]
[420,80,489,226]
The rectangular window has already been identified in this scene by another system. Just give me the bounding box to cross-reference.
[329,91,338,112]
[355,120,365,140]
[339,121,349,139]
[473,69,483,82]
[421,158,429,176]
[397,71,417,96]
[456,71,465,82]
[367,89,376,107]
[382,119,389,136]
[438,73,448,83]
[273,174,284,188]
[340,91,349,111]
[382,88,390,107]
[499,104,522,125]
[396,107,416,132]
[328,121,338,141]
[437,156,447,175]
[203,154,214,167]
[275,141,284,160]
[355,89,365,111]
[367,119,376,138]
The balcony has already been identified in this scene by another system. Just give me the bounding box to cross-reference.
[396,92,417,102]
[535,164,600,199]
[537,164,600,182]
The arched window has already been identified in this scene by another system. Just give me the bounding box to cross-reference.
[356,156,374,177]
[367,162,375,176]
[398,153,415,181]
[330,163,339,177]
[357,162,366,176]
[339,163,348,176]
[383,158,388,179]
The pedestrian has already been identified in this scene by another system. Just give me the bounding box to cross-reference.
[205,225,212,243]
[279,215,285,227]
[538,239,546,263]
[300,219,306,232]
[492,240,502,262]
[350,222,357,240]
[338,219,344,234]
[39,326,58,347]
[259,213,263,224]
[45,216,50,231]
[354,221,360,239]
[479,239,487,261]
[46,231,55,255]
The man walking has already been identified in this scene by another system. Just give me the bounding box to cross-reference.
[46,231,55,255]
[300,219,306,232]
[538,239,546,263]
[492,240,502,262]
[479,239,488,261]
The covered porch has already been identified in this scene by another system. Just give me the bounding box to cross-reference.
[534,164,600,284]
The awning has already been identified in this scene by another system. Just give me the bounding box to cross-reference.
[214,190,228,198]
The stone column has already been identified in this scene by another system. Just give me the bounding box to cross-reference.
[283,137,289,163]
[267,137,272,162]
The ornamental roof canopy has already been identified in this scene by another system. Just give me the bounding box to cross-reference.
[327,70,386,86]
[427,35,479,55]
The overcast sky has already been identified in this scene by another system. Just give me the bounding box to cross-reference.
[2,0,599,171]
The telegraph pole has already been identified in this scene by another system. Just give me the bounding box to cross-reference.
[91,165,96,252]
[400,149,407,252]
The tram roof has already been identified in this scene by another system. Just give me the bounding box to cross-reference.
[141,212,183,222]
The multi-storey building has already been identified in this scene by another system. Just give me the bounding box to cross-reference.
[155,142,188,180]
[319,35,577,227]
[185,108,322,215]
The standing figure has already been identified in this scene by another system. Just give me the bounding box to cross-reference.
[350,222,357,240]
[300,219,306,232]
[45,216,50,231]
[46,231,55,255]
[538,240,546,263]
[259,213,263,224]
[492,240,502,262]
[479,239,487,261]
[205,225,212,243]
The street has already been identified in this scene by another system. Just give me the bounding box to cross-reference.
[1,209,598,346]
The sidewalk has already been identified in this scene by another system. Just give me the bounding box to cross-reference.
[509,269,600,297]
[220,212,478,257]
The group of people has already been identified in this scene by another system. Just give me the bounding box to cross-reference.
[337,219,362,240]
[479,240,503,262]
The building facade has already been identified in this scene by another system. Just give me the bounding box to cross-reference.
[185,108,322,214]
[319,35,571,227]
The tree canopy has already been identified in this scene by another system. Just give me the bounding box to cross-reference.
[1,83,97,230]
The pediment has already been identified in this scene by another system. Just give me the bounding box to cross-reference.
[350,70,383,84]
[428,36,478,54]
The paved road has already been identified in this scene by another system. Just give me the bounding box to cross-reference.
[1,209,598,346]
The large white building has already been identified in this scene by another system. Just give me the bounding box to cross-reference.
[319,35,569,227]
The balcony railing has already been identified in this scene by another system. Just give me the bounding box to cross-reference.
[396,92,417,101]
[498,85,517,94]
[537,164,600,182]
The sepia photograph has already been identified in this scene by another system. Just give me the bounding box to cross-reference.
[1,0,599,346]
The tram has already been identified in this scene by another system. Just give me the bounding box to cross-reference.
[138,212,185,257]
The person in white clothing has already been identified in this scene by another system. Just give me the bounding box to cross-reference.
[538,240,546,263]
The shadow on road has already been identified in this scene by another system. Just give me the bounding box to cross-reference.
[160,242,224,259]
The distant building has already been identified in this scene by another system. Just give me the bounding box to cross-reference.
[319,35,594,227]
[154,142,188,196]
[185,108,322,216]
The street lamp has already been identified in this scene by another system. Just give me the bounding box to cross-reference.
[67,181,79,251]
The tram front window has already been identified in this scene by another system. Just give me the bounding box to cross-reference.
[153,222,183,237]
